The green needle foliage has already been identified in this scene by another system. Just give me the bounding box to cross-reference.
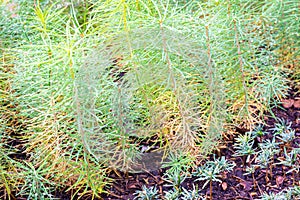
[1,0,299,198]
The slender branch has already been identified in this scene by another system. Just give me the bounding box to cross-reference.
[204,25,224,153]
[205,25,214,116]
[159,22,190,149]
[233,19,251,127]
[74,81,91,178]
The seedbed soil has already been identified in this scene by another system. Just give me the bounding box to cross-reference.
[100,86,300,200]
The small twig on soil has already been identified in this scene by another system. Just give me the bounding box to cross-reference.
[108,191,123,199]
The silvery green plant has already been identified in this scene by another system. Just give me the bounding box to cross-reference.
[244,165,256,176]
[233,132,256,166]
[193,155,235,200]
[164,168,187,192]
[181,185,204,200]
[259,185,300,200]
[255,148,272,169]
[257,137,281,181]
[244,165,257,189]
[134,185,159,200]
[217,156,236,171]
[276,129,295,144]
[259,137,281,153]
[260,191,291,200]
[251,125,267,139]
[270,119,293,136]
[163,188,180,200]
[276,147,300,184]
[255,143,279,182]
[261,185,300,200]
[277,147,300,169]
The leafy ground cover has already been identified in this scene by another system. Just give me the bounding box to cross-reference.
[0,0,299,200]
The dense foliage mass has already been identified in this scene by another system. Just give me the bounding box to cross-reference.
[0,0,299,199]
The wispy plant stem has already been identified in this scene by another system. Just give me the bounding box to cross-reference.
[159,21,190,149]
[205,25,213,115]
[209,177,213,199]
[233,19,251,128]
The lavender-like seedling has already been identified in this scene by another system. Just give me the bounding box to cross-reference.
[164,168,187,192]
[233,132,256,166]
[277,147,300,185]
[271,119,293,139]
[255,145,278,183]
[181,185,205,200]
[260,191,291,200]
[276,130,295,144]
[251,124,267,138]
[163,188,180,200]
[257,137,281,180]
[244,165,257,189]
[193,155,235,199]
[134,185,159,200]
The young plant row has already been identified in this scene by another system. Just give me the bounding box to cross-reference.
[134,120,300,200]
